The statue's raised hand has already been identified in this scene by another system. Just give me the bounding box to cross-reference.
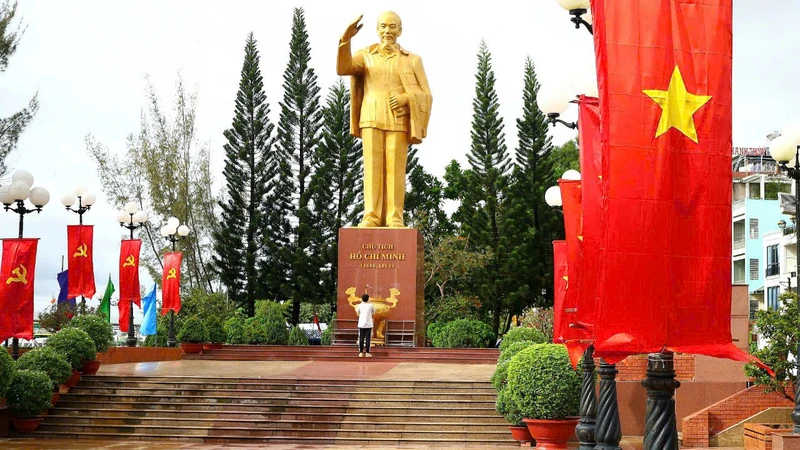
[342,15,363,42]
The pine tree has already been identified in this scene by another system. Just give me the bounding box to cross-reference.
[274,8,324,325]
[405,146,452,246]
[310,79,363,309]
[213,33,276,317]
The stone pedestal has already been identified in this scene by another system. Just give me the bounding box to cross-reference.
[775,433,800,450]
[337,227,425,347]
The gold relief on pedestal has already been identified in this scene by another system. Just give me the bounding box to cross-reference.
[346,286,400,346]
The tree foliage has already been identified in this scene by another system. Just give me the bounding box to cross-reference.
[746,291,798,401]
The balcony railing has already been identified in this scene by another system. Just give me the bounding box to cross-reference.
[733,238,746,250]
[783,226,796,236]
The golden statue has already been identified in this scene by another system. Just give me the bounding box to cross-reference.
[337,11,433,228]
[346,287,400,345]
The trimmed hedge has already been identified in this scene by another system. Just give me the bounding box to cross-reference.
[7,370,52,418]
[0,349,14,399]
[321,327,332,346]
[506,343,580,420]
[16,348,72,388]
[224,317,247,345]
[495,387,525,426]
[243,318,269,345]
[288,326,309,346]
[431,319,493,348]
[499,326,547,351]
[177,316,208,344]
[67,314,115,353]
[45,328,97,370]
[498,340,537,364]
[205,316,226,344]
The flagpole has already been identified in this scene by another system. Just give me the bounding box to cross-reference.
[118,203,148,347]
[161,218,189,348]
[63,190,96,315]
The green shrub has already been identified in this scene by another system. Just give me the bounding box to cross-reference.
[506,344,580,420]
[431,319,493,348]
[499,326,547,351]
[7,370,52,418]
[243,318,269,345]
[265,318,289,345]
[0,349,14,399]
[255,300,289,322]
[491,359,511,392]
[177,316,208,344]
[67,314,115,353]
[16,348,72,389]
[495,387,525,426]
[224,317,247,345]
[321,327,332,346]
[498,340,537,364]
[143,314,168,348]
[45,328,97,370]
[288,326,309,346]
[205,316,226,344]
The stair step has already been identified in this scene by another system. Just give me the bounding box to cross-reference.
[79,381,495,394]
[81,376,492,387]
[66,386,496,399]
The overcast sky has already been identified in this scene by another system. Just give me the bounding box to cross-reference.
[0,0,798,325]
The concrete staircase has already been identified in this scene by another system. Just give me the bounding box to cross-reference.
[182,345,501,364]
[22,375,515,446]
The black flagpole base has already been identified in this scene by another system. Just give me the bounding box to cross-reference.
[595,359,622,450]
[575,345,597,449]
[642,352,680,450]
[125,302,137,347]
[167,310,177,348]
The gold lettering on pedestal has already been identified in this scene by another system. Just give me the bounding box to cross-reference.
[349,243,406,268]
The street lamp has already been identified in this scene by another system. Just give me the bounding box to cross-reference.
[0,170,49,359]
[62,185,97,314]
[538,83,577,129]
[160,217,190,348]
[767,123,800,434]
[117,201,148,347]
[556,0,593,34]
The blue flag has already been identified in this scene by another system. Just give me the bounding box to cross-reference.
[56,270,76,309]
[140,283,158,336]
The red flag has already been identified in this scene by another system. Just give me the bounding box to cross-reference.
[591,0,764,367]
[118,239,141,332]
[67,225,96,298]
[558,179,588,338]
[161,252,182,315]
[0,238,39,341]
[552,240,569,344]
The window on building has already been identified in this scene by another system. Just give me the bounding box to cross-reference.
[766,245,780,277]
[734,259,746,284]
[750,259,759,280]
[749,183,761,199]
[749,218,759,239]
[767,286,780,311]
[733,220,745,250]
[765,182,792,200]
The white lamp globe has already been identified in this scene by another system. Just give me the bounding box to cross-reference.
[61,193,76,207]
[82,192,97,206]
[556,0,591,10]
[160,226,170,237]
[562,169,582,180]
[770,134,795,164]
[116,210,131,224]
[74,185,88,196]
[9,181,30,202]
[165,225,177,236]
[545,186,563,207]
[124,201,139,214]
[133,210,148,224]
[11,170,33,188]
[0,184,11,205]
[537,83,573,115]
[29,187,50,207]
[167,217,180,228]
[177,225,191,237]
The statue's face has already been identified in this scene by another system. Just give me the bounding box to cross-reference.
[376,13,402,45]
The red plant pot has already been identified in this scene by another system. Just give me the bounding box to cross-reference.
[203,343,223,350]
[12,418,42,433]
[64,370,81,388]
[523,418,579,450]
[80,360,101,375]
[510,425,534,443]
[180,343,204,354]
[51,392,60,406]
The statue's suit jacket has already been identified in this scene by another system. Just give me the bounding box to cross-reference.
[337,41,433,145]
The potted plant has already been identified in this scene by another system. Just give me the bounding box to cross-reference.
[177,315,208,353]
[0,349,13,407]
[203,316,226,350]
[492,343,538,445]
[15,348,72,407]
[45,328,97,387]
[7,370,52,432]
[506,343,580,450]
[66,314,114,375]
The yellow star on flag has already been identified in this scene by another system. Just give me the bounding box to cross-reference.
[643,65,712,144]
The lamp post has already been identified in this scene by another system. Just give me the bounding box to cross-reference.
[160,217,190,348]
[61,185,97,314]
[556,0,594,34]
[767,127,800,434]
[0,170,50,359]
[538,84,578,129]
[117,202,148,347]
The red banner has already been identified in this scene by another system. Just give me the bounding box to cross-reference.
[118,239,141,332]
[161,252,182,315]
[0,238,39,341]
[591,0,763,366]
[67,225,96,299]
[552,240,568,344]
[558,179,587,339]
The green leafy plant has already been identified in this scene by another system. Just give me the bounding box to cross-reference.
[243,317,269,345]
[506,343,580,420]
[255,300,290,322]
[498,340,537,364]
[0,349,14,399]
[177,315,208,344]
[491,359,512,392]
[321,326,332,346]
[499,326,546,351]
[143,314,169,347]
[495,387,525,426]
[224,316,247,344]
[431,319,493,348]
[205,316,226,344]
[7,370,52,418]
[45,328,97,370]
[288,326,309,345]
[746,291,797,400]
[66,314,115,353]
[15,348,72,389]
[265,318,289,345]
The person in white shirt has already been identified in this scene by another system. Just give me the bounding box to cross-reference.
[356,294,376,357]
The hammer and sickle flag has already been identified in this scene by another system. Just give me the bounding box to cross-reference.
[118,238,142,325]
[0,238,39,342]
[161,252,182,315]
[67,225,96,299]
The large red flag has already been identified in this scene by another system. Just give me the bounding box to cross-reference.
[161,252,182,315]
[591,0,759,365]
[0,238,39,341]
[67,225,96,298]
[118,239,141,332]
[558,178,587,337]
[552,240,569,343]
